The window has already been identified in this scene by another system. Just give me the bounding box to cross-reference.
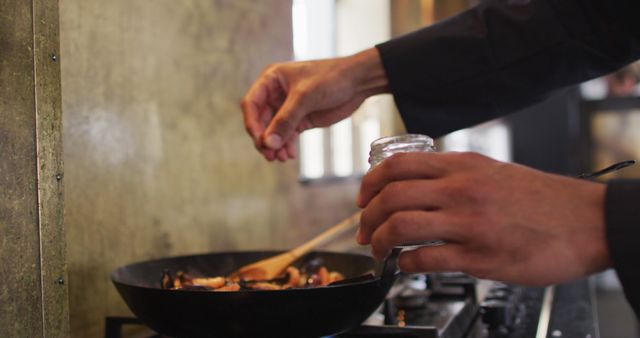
[293,0,394,181]
[293,0,511,179]
[439,120,512,162]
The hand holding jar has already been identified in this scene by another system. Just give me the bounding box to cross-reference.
[357,148,610,286]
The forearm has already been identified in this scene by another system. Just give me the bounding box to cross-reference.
[377,0,640,137]
[346,48,390,97]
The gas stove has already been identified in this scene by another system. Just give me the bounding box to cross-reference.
[105,273,599,338]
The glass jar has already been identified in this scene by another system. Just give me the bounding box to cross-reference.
[368,134,436,169]
[367,133,442,247]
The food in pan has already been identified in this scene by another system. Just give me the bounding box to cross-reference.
[161,257,345,291]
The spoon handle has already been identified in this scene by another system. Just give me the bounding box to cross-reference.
[577,160,636,179]
[289,211,362,259]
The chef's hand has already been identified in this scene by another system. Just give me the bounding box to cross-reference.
[241,48,389,161]
[357,152,610,286]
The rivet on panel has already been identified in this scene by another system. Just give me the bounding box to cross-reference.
[56,173,62,181]
[50,53,57,62]
[57,277,64,285]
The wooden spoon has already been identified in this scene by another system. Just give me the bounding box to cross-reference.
[229,211,362,281]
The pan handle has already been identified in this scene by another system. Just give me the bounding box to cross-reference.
[378,247,402,287]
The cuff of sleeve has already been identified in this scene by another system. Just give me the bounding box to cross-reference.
[605,180,640,318]
[374,40,430,135]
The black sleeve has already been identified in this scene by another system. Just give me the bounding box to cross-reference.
[606,181,640,318]
[376,0,640,319]
[376,0,640,137]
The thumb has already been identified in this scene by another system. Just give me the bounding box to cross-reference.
[263,94,308,149]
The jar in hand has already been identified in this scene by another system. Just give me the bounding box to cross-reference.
[367,134,443,247]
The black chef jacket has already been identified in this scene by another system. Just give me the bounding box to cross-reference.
[376,0,640,318]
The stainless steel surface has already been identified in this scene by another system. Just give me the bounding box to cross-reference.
[536,286,555,338]
[578,160,636,179]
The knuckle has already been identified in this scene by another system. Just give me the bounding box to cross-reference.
[463,256,492,279]
[288,87,313,108]
[375,190,391,207]
[430,252,451,270]
[360,208,373,230]
[460,221,482,240]
[460,151,481,160]
[293,85,312,98]
[444,180,474,206]
[447,175,484,203]
[263,63,278,73]
[273,114,295,130]
[439,179,461,197]
[460,151,484,162]
[370,233,389,256]
[377,183,401,207]
[240,98,253,111]
[359,177,373,195]
[385,222,404,242]
[446,151,479,166]
[443,151,464,163]
[415,249,451,271]
[381,153,409,173]
[465,178,490,203]
[386,212,410,235]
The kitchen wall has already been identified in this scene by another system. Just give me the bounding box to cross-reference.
[59,1,359,336]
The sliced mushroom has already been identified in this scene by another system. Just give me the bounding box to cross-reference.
[192,277,226,289]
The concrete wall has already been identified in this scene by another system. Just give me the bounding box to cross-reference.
[59,1,359,336]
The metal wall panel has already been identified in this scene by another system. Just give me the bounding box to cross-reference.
[0,0,69,336]
[0,1,43,335]
[33,0,70,335]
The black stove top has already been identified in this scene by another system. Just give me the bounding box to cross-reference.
[105,274,598,338]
